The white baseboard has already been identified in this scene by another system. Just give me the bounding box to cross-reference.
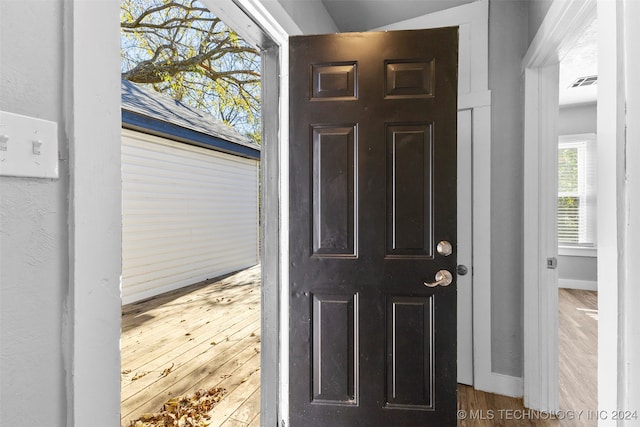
[475,372,523,398]
[558,278,597,291]
[489,372,523,398]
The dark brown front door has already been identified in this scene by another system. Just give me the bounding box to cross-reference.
[289,28,458,426]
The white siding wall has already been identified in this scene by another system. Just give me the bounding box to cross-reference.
[121,128,259,304]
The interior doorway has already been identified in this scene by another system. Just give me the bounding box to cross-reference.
[522,0,597,413]
[556,17,598,418]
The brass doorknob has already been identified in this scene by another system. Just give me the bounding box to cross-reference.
[424,270,453,288]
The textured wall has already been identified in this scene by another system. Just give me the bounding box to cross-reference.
[0,1,68,425]
[488,0,529,377]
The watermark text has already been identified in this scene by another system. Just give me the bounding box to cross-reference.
[457,409,638,421]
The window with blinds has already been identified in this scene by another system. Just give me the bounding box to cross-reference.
[558,134,597,247]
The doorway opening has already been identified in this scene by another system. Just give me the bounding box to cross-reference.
[118,1,268,424]
[522,0,597,413]
[556,15,598,418]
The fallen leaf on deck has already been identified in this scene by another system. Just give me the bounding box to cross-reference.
[122,369,132,375]
[132,371,149,381]
[160,363,175,378]
[128,387,225,427]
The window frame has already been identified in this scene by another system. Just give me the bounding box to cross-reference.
[557,132,597,257]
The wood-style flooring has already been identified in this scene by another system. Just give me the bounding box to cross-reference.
[458,288,597,426]
[121,270,597,427]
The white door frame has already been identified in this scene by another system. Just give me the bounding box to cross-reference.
[524,0,639,417]
[522,0,596,413]
[596,0,630,421]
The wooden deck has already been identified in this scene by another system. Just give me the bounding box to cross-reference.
[121,265,261,427]
[122,268,596,427]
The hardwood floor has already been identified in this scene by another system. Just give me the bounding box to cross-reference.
[458,288,597,426]
[558,288,598,416]
[122,270,597,427]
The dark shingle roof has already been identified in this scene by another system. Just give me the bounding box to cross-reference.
[121,79,260,159]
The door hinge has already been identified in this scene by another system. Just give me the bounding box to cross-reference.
[546,257,557,269]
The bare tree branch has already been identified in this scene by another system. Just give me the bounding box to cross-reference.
[121,0,261,139]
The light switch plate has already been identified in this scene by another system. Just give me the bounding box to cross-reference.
[0,110,59,179]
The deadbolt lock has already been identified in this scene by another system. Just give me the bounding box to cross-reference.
[437,240,453,256]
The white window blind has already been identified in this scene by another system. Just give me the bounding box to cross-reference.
[558,133,597,247]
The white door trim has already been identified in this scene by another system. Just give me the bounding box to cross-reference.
[596,1,626,422]
[621,0,640,414]
[457,108,473,385]
[522,0,596,413]
[593,0,640,418]
[523,63,560,412]
[64,2,123,425]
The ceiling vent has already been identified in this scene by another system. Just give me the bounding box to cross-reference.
[570,75,598,88]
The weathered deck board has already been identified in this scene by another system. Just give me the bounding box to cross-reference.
[121,266,261,427]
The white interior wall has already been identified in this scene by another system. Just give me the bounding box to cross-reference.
[559,103,596,135]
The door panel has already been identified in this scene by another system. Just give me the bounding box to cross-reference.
[385,123,433,258]
[312,124,357,257]
[386,296,434,409]
[290,28,458,426]
[312,293,358,404]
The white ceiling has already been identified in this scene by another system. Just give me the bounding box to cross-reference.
[320,0,474,32]
[559,17,598,106]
